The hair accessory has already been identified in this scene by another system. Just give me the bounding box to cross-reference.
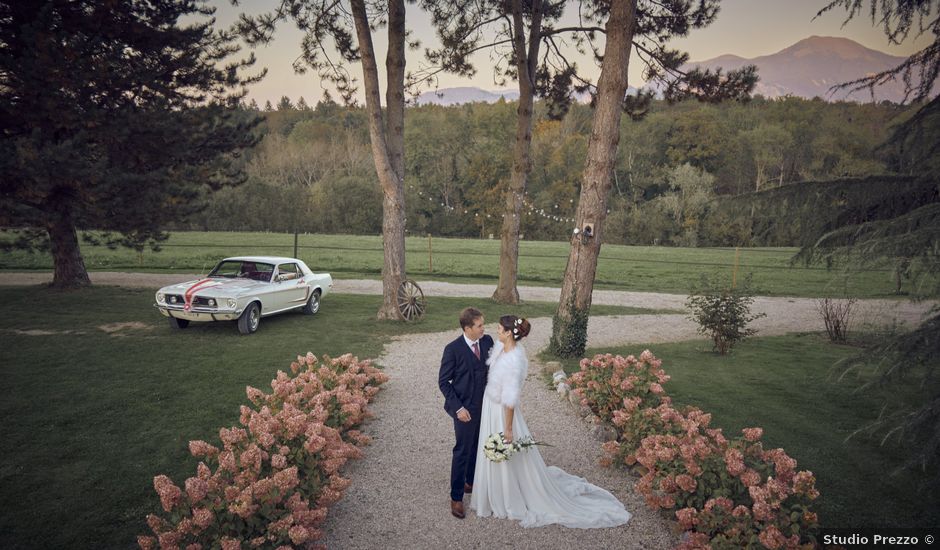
[514,318,522,326]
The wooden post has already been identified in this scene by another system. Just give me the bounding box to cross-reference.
[732,247,741,289]
[293,231,299,259]
[428,233,433,273]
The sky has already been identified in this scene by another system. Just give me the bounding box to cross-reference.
[208,0,935,106]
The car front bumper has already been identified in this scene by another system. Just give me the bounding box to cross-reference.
[155,304,241,322]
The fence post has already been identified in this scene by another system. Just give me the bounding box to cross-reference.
[732,247,740,289]
[428,233,433,273]
[293,231,299,259]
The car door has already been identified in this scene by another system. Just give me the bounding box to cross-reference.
[273,262,307,311]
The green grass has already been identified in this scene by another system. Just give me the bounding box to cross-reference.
[0,230,920,298]
[550,334,939,529]
[0,285,658,549]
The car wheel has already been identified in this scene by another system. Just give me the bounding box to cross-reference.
[238,302,260,335]
[303,290,321,315]
[168,316,190,329]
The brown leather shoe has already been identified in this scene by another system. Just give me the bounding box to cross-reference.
[464,483,473,494]
[451,500,465,519]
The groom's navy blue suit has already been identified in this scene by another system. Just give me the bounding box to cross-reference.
[439,333,493,502]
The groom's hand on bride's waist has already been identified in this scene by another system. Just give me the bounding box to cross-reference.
[457,408,471,422]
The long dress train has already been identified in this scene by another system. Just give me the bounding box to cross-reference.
[469,341,631,528]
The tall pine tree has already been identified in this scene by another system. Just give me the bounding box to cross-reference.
[0,0,262,287]
[801,0,940,491]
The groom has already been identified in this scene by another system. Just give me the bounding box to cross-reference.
[438,306,493,519]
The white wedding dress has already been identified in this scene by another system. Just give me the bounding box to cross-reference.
[470,341,631,528]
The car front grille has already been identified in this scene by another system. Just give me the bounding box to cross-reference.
[193,296,219,308]
[165,294,184,305]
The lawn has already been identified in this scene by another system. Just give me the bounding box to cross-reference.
[0,230,914,298]
[0,285,656,549]
[551,334,939,529]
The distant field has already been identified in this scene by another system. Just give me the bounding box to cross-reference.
[0,230,913,298]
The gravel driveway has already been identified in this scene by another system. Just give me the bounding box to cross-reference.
[4,272,934,548]
[1,272,931,342]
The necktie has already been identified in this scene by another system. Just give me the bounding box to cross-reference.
[472,341,480,360]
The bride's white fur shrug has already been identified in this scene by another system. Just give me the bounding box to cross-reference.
[484,340,528,408]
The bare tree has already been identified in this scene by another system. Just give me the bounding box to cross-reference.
[235,0,409,319]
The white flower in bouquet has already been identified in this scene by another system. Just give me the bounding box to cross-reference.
[483,432,552,463]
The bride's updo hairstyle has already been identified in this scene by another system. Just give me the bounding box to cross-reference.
[499,315,531,341]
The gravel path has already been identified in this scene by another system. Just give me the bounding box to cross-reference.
[4,271,935,548]
[320,321,678,550]
[1,272,932,340]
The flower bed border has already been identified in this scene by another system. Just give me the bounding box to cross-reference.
[139,352,388,549]
[557,351,820,550]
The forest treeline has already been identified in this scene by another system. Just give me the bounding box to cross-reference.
[188,94,926,246]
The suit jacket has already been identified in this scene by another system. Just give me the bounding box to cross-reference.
[438,333,493,419]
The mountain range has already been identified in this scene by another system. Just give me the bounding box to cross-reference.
[415,36,920,106]
[687,35,914,103]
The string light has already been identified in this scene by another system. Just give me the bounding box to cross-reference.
[406,184,579,224]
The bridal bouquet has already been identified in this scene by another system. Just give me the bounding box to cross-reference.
[483,432,550,463]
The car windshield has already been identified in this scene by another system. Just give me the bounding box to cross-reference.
[209,260,275,282]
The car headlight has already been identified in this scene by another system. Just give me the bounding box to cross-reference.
[156,292,165,304]
[226,297,237,309]
[169,295,179,304]
[207,298,216,307]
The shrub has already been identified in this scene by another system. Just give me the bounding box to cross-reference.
[816,297,857,343]
[567,350,671,421]
[572,350,820,548]
[138,352,388,549]
[686,273,766,354]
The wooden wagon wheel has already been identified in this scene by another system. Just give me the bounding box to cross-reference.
[397,279,426,321]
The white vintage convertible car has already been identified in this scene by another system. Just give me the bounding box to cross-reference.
[154,256,333,335]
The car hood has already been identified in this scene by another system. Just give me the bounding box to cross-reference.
[158,278,269,297]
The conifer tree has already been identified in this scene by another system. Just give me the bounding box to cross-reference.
[801,0,940,490]
[0,0,262,287]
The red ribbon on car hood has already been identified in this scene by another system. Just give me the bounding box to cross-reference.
[183,278,222,311]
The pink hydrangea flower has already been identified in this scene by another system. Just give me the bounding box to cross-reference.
[740,468,762,487]
[188,440,220,458]
[758,525,787,549]
[289,525,309,544]
[675,474,697,493]
[731,505,751,518]
[192,508,213,530]
[742,427,763,441]
[675,507,698,529]
[185,477,209,503]
[153,475,182,513]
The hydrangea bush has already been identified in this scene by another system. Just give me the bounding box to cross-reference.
[138,352,388,550]
[568,350,820,549]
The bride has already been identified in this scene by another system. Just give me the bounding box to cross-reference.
[469,315,631,528]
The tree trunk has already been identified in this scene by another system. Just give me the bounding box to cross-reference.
[45,208,91,289]
[492,0,543,304]
[550,0,637,357]
[351,0,407,320]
